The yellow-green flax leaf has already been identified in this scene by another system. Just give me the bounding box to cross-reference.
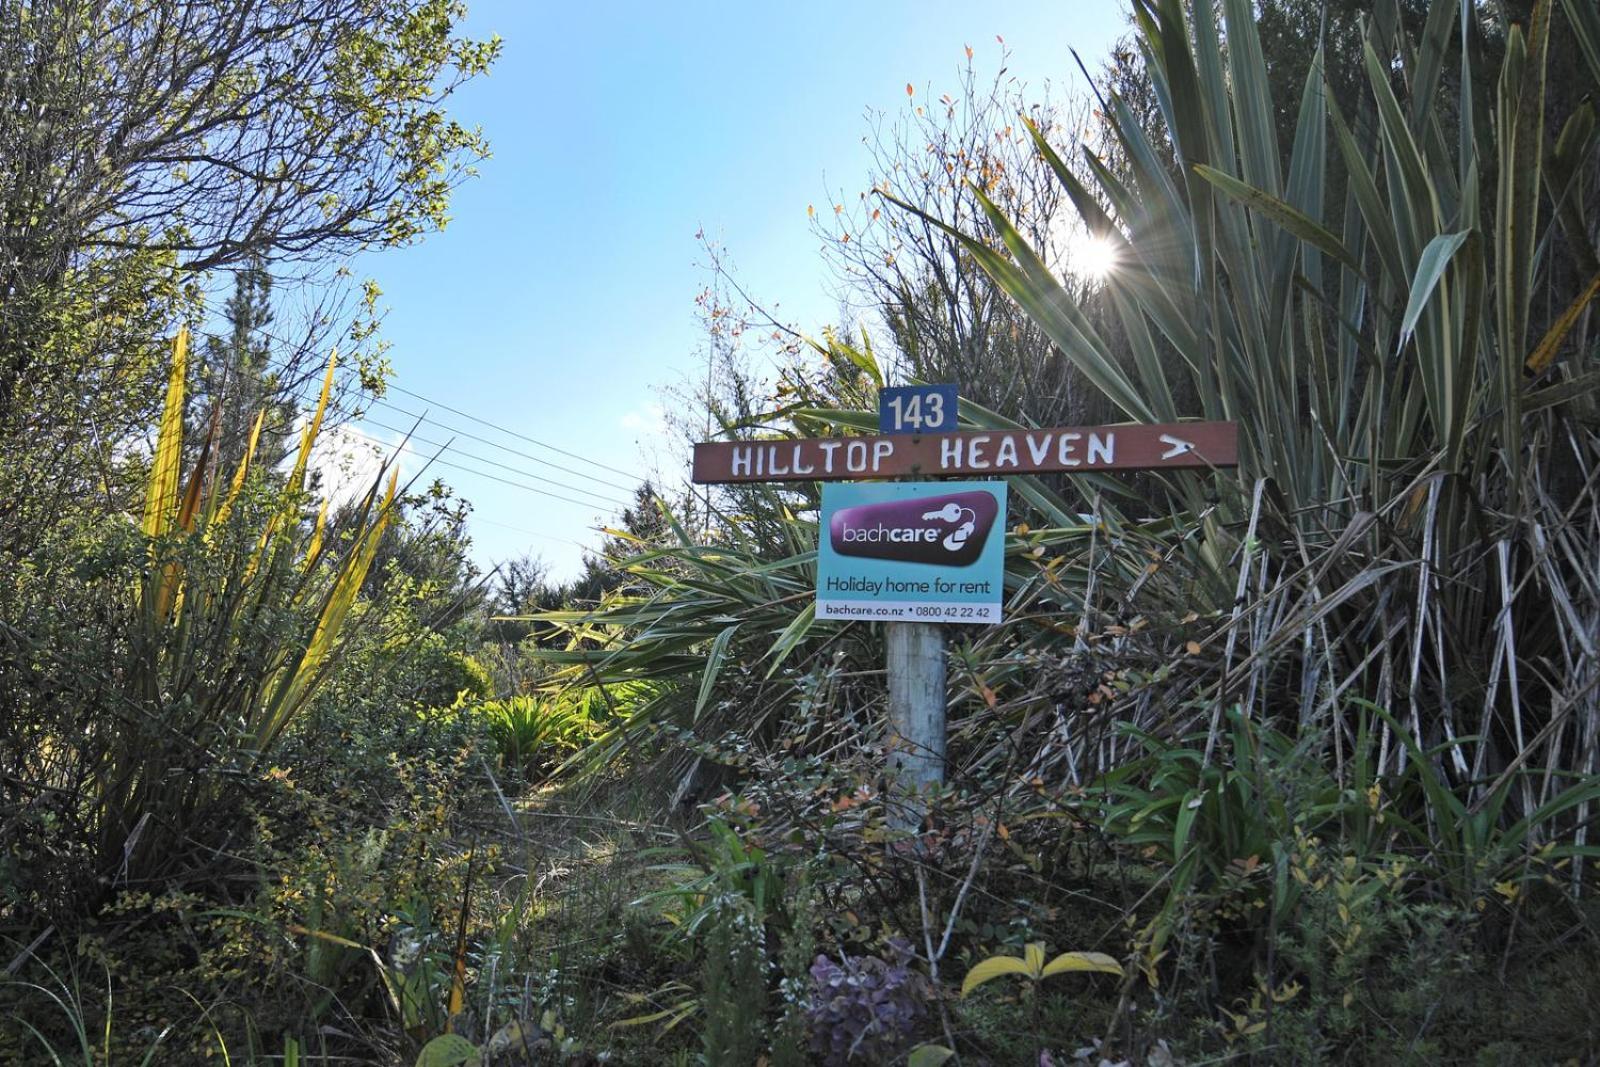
[211,410,266,534]
[1561,0,1600,85]
[156,442,214,624]
[242,513,280,586]
[286,349,337,494]
[176,421,216,536]
[1526,270,1600,376]
[1193,165,1363,275]
[1222,0,1282,197]
[302,499,331,573]
[1396,231,1472,352]
[257,468,396,751]
[1495,3,1550,497]
[141,327,189,540]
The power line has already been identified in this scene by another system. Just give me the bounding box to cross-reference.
[381,379,650,484]
[469,515,597,552]
[200,328,684,543]
[225,370,631,516]
[210,384,610,553]
[423,453,623,514]
[365,397,640,495]
[245,342,653,488]
[418,452,627,513]
[357,412,631,509]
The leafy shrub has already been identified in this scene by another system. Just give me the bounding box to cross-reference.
[4,726,491,1064]
[472,695,595,779]
[640,807,792,943]
[1247,835,1466,1061]
[700,898,770,1066]
[1098,707,1337,958]
[770,872,818,1067]
[805,939,928,1066]
[403,634,493,711]
[0,332,397,908]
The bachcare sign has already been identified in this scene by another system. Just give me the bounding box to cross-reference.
[691,421,1237,484]
[688,381,1240,804]
[816,481,1007,624]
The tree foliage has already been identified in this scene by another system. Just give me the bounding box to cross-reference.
[0,0,498,469]
[813,54,1098,426]
[0,0,496,354]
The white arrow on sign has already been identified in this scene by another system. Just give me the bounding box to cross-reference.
[1159,433,1194,460]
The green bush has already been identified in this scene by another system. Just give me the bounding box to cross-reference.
[0,334,398,908]
[700,898,770,1066]
[402,634,493,711]
[472,695,596,780]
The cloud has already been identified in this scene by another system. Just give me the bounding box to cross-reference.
[620,404,663,432]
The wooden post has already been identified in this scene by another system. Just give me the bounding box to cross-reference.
[885,621,946,832]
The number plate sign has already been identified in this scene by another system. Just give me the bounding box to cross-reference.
[816,480,1007,624]
[879,384,958,435]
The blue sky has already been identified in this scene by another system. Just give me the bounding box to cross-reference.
[351,1,1129,580]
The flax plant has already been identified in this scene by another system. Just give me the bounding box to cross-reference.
[95,327,397,880]
[877,0,1600,826]
[535,0,1600,883]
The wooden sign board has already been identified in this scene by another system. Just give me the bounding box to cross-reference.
[692,422,1237,484]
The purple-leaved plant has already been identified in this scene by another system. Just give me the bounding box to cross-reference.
[805,938,929,1065]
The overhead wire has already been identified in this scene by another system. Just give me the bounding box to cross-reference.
[468,515,597,552]
[234,352,632,511]
[206,360,613,543]
[363,396,640,495]
[356,411,631,510]
[381,378,649,484]
[200,326,671,550]
[421,454,622,513]
[240,335,652,485]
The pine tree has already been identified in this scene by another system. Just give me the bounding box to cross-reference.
[198,261,297,471]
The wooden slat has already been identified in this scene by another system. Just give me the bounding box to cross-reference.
[692,422,1239,484]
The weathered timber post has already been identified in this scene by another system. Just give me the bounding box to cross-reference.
[885,620,946,832]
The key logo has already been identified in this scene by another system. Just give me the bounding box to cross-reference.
[828,490,999,567]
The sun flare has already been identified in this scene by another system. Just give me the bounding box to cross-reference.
[1070,232,1119,280]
